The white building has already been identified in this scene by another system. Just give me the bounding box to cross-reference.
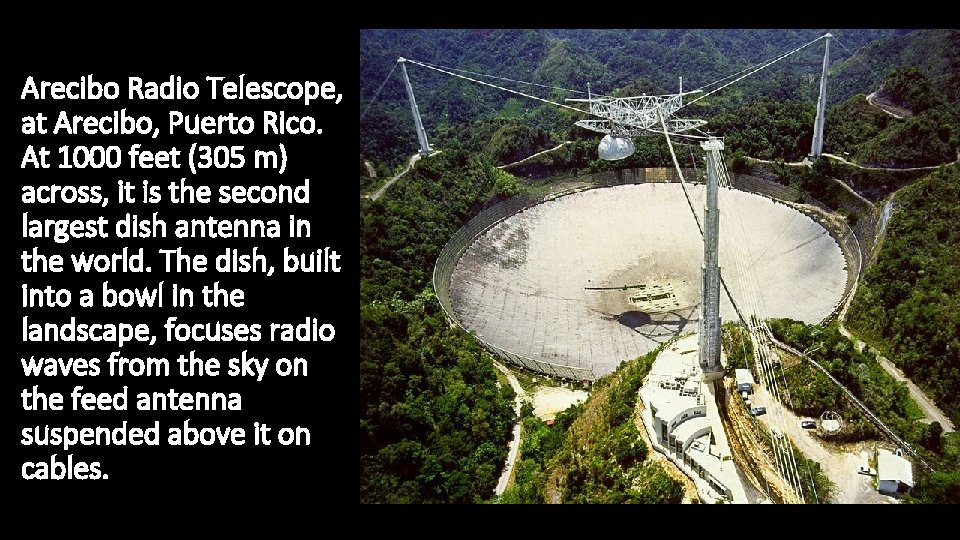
[877,448,914,495]
[638,334,748,503]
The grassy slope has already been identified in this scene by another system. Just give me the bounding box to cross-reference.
[540,346,685,504]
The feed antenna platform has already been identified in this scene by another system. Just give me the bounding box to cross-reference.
[567,80,706,160]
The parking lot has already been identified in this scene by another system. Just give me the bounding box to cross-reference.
[749,386,900,503]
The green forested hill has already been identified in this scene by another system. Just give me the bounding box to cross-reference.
[361,29,897,107]
[499,347,684,504]
[360,29,902,167]
[829,29,960,108]
[825,67,959,167]
[360,152,520,503]
[847,165,960,425]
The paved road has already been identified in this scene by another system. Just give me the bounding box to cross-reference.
[743,156,875,211]
[747,153,955,178]
[833,221,955,436]
[498,141,571,170]
[866,92,908,120]
[365,153,422,201]
[877,356,956,432]
[821,152,958,172]
[493,361,525,496]
[828,174,874,207]
[745,156,808,167]
[753,386,890,503]
[751,136,955,434]
[835,319,955,433]
[875,348,955,433]
[822,88,958,170]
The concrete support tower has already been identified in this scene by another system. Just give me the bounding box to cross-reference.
[810,34,832,158]
[398,58,432,156]
[700,138,724,380]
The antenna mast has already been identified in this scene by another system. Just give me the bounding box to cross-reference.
[398,57,432,156]
[810,34,832,158]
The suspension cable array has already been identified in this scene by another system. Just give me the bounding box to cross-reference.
[831,35,890,88]
[378,33,844,503]
[712,154,808,503]
[660,116,808,503]
[677,35,826,112]
[360,62,398,121]
[392,58,606,97]
[378,33,829,139]
[401,58,586,114]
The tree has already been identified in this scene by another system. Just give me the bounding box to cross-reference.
[907,469,960,504]
[924,421,943,453]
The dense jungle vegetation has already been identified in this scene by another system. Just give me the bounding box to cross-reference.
[499,347,684,504]
[359,152,520,502]
[846,166,960,427]
[360,29,959,504]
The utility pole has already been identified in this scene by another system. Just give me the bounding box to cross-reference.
[398,57,431,156]
[810,34,832,158]
[700,138,724,381]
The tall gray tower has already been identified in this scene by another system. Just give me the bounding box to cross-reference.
[700,138,724,380]
[398,57,432,156]
[810,34,832,158]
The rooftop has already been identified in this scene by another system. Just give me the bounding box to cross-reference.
[638,333,749,503]
[735,368,755,386]
[878,449,914,486]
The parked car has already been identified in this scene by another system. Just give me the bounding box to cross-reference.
[771,427,783,439]
[750,407,767,416]
[800,420,816,429]
[858,466,877,476]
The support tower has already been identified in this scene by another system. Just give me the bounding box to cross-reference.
[398,57,431,156]
[700,138,724,381]
[810,34,832,158]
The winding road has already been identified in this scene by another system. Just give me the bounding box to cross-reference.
[821,152,958,172]
[498,141,572,170]
[748,139,955,434]
[493,361,525,496]
[866,92,908,120]
[838,323,955,433]
[827,172,875,207]
[365,153,422,201]
[835,233,955,433]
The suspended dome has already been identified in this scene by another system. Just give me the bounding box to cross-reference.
[597,134,635,161]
